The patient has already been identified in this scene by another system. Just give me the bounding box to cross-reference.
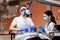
[24,26,42,40]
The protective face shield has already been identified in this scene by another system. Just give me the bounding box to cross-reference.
[44,17,48,22]
[20,7,30,17]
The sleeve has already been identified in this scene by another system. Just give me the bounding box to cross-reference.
[10,18,17,28]
[49,23,55,31]
[46,22,55,34]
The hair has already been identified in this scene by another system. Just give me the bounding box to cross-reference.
[44,10,56,24]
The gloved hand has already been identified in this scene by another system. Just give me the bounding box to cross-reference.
[30,26,36,32]
[39,26,46,33]
[20,27,28,33]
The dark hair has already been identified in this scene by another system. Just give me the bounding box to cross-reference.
[44,10,56,24]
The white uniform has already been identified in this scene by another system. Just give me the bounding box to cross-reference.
[39,22,55,40]
[45,22,55,34]
[10,16,34,29]
[10,16,35,40]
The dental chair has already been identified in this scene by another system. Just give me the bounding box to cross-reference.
[52,25,60,40]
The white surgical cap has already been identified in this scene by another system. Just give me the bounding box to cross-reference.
[20,6,27,12]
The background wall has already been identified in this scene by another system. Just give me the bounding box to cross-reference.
[5,0,60,30]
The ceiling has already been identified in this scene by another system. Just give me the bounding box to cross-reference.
[37,0,60,7]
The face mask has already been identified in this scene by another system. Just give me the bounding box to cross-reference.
[44,17,48,22]
[21,9,30,17]
[21,10,25,16]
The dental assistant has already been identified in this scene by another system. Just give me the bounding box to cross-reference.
[38,10,56,40]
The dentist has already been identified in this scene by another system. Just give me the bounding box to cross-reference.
[9,5,34,40]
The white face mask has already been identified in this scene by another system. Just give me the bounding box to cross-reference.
[21,10,25,16]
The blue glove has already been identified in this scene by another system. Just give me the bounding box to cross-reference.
[30,26,36,32]
[39,26,46,33]
[20,27,28,33]
[20,28,25,33]
[24,27,28,32]
[37,32,43,34]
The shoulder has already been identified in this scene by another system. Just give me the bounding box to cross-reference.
[13,17,20,20]
[49,22,55,26]
[27,17,32,20]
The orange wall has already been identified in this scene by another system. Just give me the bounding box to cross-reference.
[5,0,60,30]
[51,6,60,25]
